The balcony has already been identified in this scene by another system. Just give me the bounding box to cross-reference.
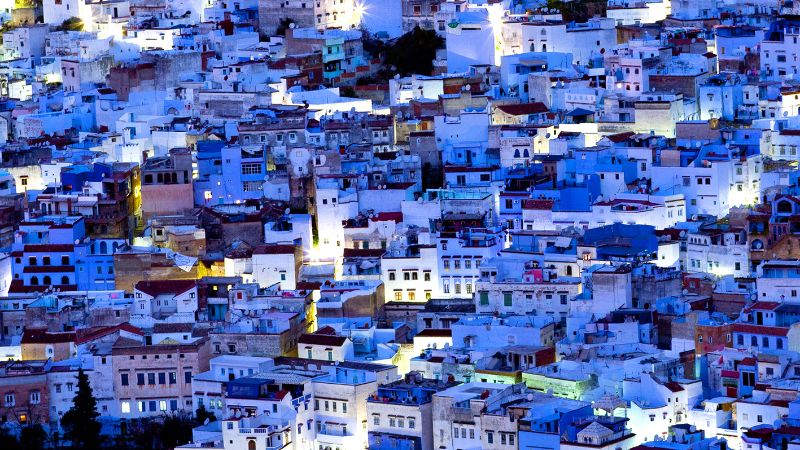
[323,68,344,79]
[322,48,345,64]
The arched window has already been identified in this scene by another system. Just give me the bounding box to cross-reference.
[737,335,744,346]
[777,338,784,349]
[30,276,39,285]
[777,200,793,214]
[751,336,758,346]
[248,441,256,450]
[144,174,153,184]
[43,276,51,286]
[566,266,573,276]
[513,149,520,158]
[100,241,108,254]
[61,276,69,285]
[763,337,770,348]
[523,149,530,158]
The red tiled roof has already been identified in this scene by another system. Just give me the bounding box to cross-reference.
[252,244,297,255]
[23,244,75,252]
[76,324,143,344]
[135,279,197,297]
[732,324,788,337]
[22,329,76,344]
[372,212,403,223]
[296,281,322,290]
[9,280,76,293]
[415,329,452,338]
[153,323,194,334]
[606,131,636,143]
[298,333,348,347]
[343,248,384,258]
[495,102,549,116]
[522,199,555,210]
[746,301,781,311]
[663,381,684,393]
[23,265,74,273]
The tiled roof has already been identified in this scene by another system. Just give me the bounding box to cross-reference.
[732,324,788,337]
[135,279,197,297]
[22,329,76,344]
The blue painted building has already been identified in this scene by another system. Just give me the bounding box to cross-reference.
[194,140,268,205]
[10,216,125,294]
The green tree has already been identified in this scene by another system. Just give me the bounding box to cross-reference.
[275,18,295,36]
[385,27,444,76]
[19,424,47,450]
[0,424,20,450]
[61,369,103,450]
[195,404,216,425]
[157,412,194,449]
[57,17,84,32]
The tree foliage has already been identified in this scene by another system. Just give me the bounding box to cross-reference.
[57,17,84,32]
[385,26,444,76]
[61,369,103,450]
[275,18,295,36]
[195,404,217,425]
[158,412,195,449]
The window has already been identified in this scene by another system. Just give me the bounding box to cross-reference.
[373,415,380,426]
[479,292,489,305]
[241,163,262,175]
[159,400,167,411]
[158,373,166,385]
[169,372,177,384]
[3,394,13,406]
[389,272,395,281]
[503,292,512,307]
[29,391,40,404]
[121,401,131,414]
[121,374,129,386]
[137,373,145,385]
[185,371,192,384]
[395,291,402,301]
[408,418,415,429]
[148,373,156,385]
[487,432,494,444]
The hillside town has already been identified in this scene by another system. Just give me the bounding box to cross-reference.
[5,0,800,449]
